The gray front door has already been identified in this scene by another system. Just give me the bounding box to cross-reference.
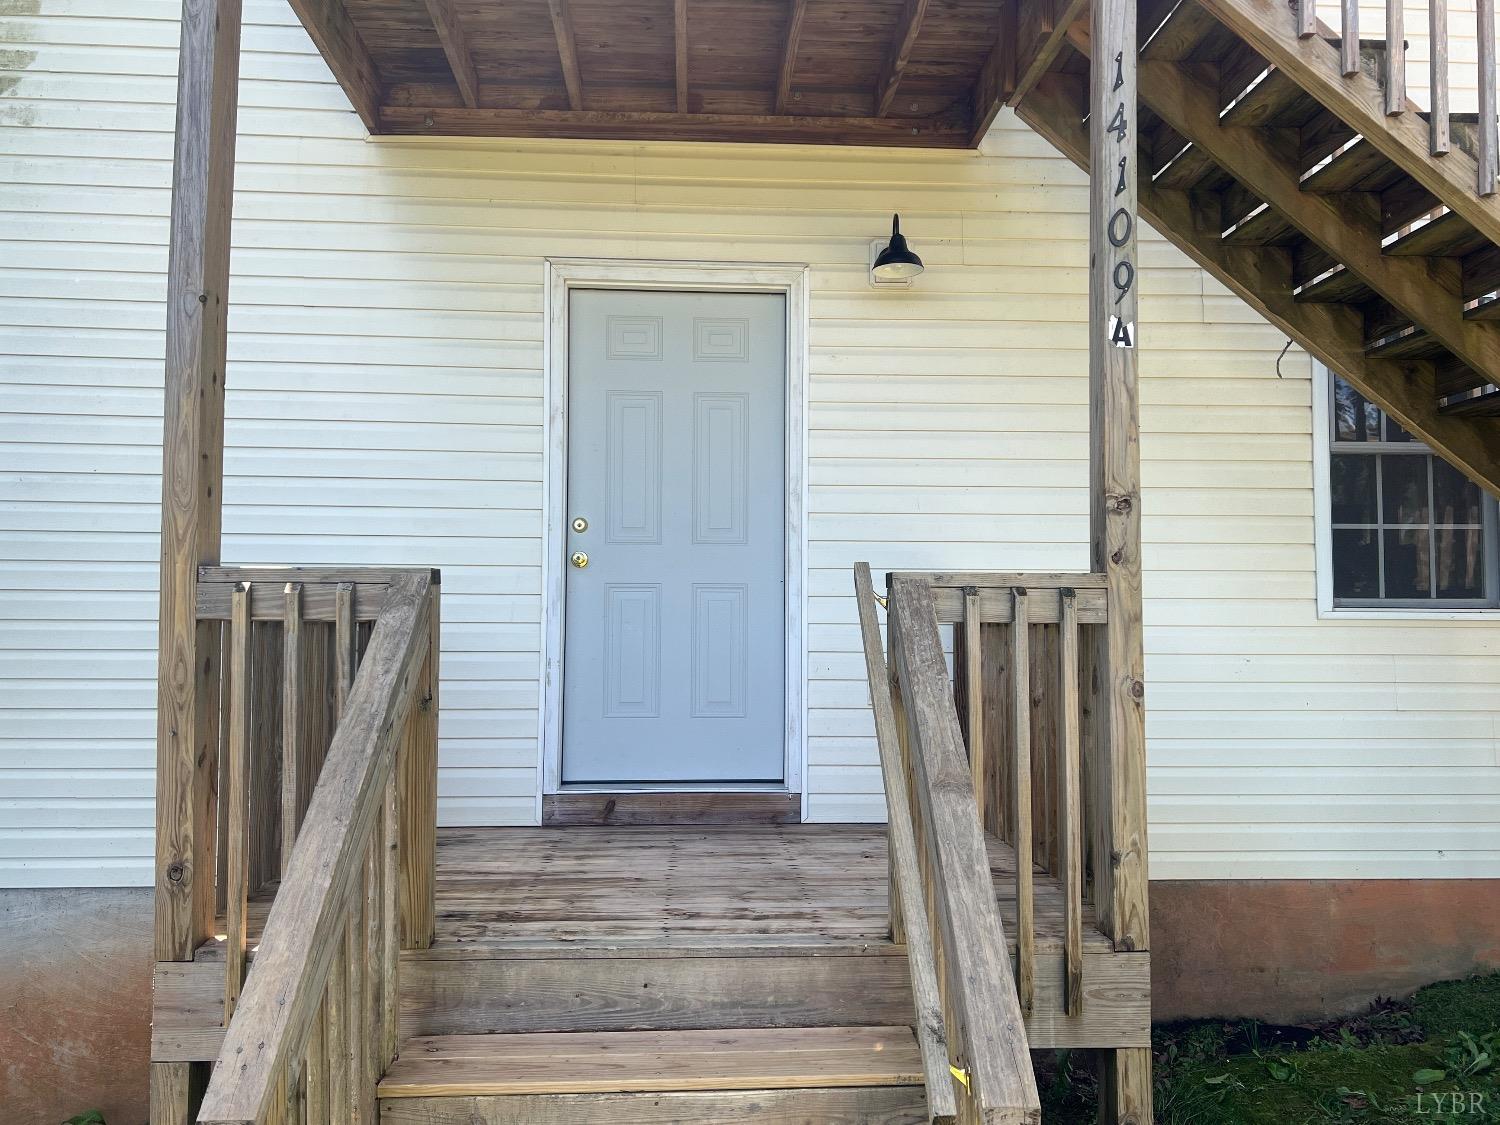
[561,289,787,784]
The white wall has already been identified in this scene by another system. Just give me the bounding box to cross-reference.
[2,0,1498,887]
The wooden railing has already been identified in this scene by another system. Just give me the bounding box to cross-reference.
[911,572,1105,1021]
[193,567,439,1124]
[854,564,1041,1125]
[1292,0,1499,191]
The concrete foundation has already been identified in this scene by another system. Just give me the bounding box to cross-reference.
[1152,879,1500,1024]
[1,888,153,1125]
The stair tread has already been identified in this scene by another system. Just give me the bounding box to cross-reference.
[378,1026,925,1098]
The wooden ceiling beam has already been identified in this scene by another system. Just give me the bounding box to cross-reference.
[286,0,383,131]
[424,0,480,109]
[379,105,973,147]
[775,0,810,115]
[547,0,585,111]
[1016,71,1500,495]
[875,0,931,116]
[675,0,689,114]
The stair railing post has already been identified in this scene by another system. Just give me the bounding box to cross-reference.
[1090,0,1152,1117]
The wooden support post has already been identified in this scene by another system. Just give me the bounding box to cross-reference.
[1091,0,1152,1115]
[224,583,252,1023]
[1009,588,1034,1017]
[154,0,243,972]
[1430,0,1450,155]
[282,583,303,873]
[962,588,985,826]
[400,584,440,949]
[1480,0,1498,195]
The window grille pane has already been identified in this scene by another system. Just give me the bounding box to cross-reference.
[1435,527,1486,599]
[1383,527,1432,598]
[1432,460,1484,527]
[1333,528,1380,599]
[1333,380,1381,442]
[1380,454,1430,526]
[1330,454,1377,524]
[1383,416,1417,443]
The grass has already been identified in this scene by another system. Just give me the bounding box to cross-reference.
[1036,972,1500,1123]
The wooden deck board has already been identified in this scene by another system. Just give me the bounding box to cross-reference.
[377,1026,924,1097]
[209,824,1111,958]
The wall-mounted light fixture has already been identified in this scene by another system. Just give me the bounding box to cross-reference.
[869,213,924,289]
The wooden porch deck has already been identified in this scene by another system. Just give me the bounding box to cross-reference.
[218,825,1113,957]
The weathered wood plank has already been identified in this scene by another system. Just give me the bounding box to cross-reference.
[281,584,302,874]
[378,1087,931,1124]
[335,583,354,718]
[378,1026,925,1097]
[925,585,1108,625]
[1384,0,1405,115]
[775,0,809,114]
[155,0,241,967]
[854,562,959,1122]
[547,0,584,110]
[1009,590,1035,1017]
[400,587,439,950]
[875,0,931,116]
[1430,0,1450,154]
[1480,0,1498,194]
[888,578,1041,1123]
[962,588,985,833]
[223,584,251,1022]
[674,0,689,113]
[1057,591,1085,1017]
[1011,0,1091,106]
[198,579,388,622]
[541,791,800,826]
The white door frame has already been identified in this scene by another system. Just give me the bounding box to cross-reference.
[538,258,810,818]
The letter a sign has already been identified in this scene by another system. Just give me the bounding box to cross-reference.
[1108,315,1135,349]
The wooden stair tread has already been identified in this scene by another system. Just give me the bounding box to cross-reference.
[378,1026,925,1098]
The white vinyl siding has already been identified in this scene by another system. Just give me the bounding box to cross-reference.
[2,0,1498,885]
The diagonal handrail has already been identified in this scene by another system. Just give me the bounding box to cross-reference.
[856,564,1041,1125]
[197,570,433,1125]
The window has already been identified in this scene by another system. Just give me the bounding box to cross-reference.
[1324,372,1499,609]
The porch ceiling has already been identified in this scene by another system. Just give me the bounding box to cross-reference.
[289,0,1013,147]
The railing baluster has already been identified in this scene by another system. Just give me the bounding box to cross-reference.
[1057,589,1085,1017]
[1431,0,1450,153]
[1009,587,1034,1016]
[327,938,349,1115]
[224,581,252,1023]
[335,582,355,717]
[282,583,303,873]
[382,769,401,1068]
[962,587,985,827]
[364,826,382,1120]
[1341,0,1359,75]
[1297,0,1316,37]
[305,998,329,1125]
[1481,0,1498,194]
[346,896,366,1123]
[1384,0,1405,114]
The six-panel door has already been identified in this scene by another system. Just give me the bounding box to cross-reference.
[561,290,787,784]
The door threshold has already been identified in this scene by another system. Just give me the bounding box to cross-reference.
[542,790,801,827]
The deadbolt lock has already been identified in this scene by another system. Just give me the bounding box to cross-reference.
[570,551,589,569]
[572,516,589,533]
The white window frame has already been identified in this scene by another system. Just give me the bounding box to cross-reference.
[1312,361,1500,619]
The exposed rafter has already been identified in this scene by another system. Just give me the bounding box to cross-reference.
[424,0,480,109]
[775,0,809,115]
[1016,72,1500,494]
[970,1,1017,145]
[875,0,930,116]
[287,0,383,131]
[675,0,690,113]
[547,0,585,111]
[1008,0,1090,107]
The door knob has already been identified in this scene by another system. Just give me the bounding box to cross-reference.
[570,551,589,569]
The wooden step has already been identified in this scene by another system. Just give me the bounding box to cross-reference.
[380,1026,924,1097]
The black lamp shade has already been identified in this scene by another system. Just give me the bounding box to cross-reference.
[872,213,924,279]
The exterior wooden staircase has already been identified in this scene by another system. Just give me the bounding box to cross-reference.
[1014,0,1500,495]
